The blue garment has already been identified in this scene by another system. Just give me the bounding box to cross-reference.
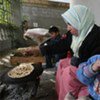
[77,55,100,100]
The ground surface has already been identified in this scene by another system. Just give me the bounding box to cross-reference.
[0,53,58,100]
[35,68,57,100]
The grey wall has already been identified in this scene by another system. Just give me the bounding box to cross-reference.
[0,26,18,52]
[70,0,100,26]
[21,5,67,33]
[11,0,22,26]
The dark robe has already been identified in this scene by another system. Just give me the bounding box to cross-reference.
[71,24,100,66]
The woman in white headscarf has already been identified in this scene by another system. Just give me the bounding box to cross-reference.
[56,5,100,100]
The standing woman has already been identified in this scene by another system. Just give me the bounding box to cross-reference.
[56,5,100,100]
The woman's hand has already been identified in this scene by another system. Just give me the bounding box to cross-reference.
[92,60,100,72]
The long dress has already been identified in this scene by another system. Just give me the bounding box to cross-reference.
[55,57,89,100]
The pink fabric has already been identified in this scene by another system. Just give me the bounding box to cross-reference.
[56,57,89,100]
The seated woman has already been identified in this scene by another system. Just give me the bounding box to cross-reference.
[77,55,100,100]
[56,5,100,100]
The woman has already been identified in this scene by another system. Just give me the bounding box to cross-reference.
[56,5,100,100]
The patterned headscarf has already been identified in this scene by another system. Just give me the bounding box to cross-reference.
[62,5,95,57]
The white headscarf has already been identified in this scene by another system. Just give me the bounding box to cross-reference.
[61,5,95,57]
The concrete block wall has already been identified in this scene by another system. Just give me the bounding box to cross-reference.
[0,25,22,52]
[21,5,67,33]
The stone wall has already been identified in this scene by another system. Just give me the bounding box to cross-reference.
[21,3,68,33]
[0,25,22,52]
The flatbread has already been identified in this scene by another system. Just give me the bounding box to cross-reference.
[8,63,34,78]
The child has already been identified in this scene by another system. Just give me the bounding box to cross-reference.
[77,55,100,100]
[40,26,72,68]
[45,26,66,68]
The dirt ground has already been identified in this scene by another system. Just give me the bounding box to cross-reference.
[35,68,58,100]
